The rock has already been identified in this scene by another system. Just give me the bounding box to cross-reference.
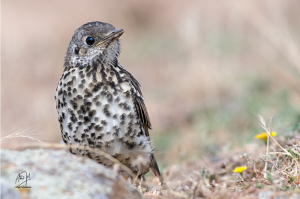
[1,178,22,199]
[1,149,143,199]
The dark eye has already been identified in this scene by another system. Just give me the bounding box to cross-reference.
[86,37,95,45]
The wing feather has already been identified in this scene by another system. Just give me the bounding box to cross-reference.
[122,68,162,180]
[121,68,152,131]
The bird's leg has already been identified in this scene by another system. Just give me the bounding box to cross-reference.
[134,165,145,192]
[137,165,149,192]
[133,165,140,186]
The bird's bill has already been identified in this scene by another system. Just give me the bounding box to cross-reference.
[94,29,125,47]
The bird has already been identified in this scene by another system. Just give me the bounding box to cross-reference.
[55,21,162,182]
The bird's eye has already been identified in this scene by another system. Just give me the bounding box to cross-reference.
[86,37,95,45]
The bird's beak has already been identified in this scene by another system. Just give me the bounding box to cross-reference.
[94,29,125,47]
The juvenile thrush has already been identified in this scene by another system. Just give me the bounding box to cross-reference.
[55,21,161,181]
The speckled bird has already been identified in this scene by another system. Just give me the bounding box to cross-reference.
[55,21,161,181]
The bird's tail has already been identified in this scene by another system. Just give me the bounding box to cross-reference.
[150,154,163,183]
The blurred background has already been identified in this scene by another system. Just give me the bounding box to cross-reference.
[2,0,300,169]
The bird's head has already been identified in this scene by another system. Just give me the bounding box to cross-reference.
[64,21,124,68]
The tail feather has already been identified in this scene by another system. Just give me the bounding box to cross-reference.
[150,154,163,183]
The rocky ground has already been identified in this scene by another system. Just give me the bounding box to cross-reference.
[2,132,300,199]
[1,149,142,199]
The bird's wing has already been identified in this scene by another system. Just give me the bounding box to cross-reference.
[122,69,152,131]
[122,68,162,180]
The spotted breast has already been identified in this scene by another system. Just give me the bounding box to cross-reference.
[55,21,161,181]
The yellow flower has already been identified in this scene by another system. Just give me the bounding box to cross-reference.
[255,132,277,142]
[233,166,247,173]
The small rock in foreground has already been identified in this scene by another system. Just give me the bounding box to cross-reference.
[1,149,143,199]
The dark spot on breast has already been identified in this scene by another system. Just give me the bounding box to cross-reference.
[92,72,97,83]
[86,91,92,98]
[64,72,70,79]
[113,128,120,137]
[80,105,86,114]
[85,64,91,73]
[87,138,95,147]
[88,110,96,118]
[67,81,73,86]
[101,120,107,126]
[103,105,111,117]
[92,95,99,102]
[105,141,111,148]
[113,90,118,96]
[106,94,113,102]
[70,100,78,110]
[124,91,130,98]
[68,123,73,130]
[125,141,136,150]
[84,88,92,98]
[79,70,85,78]
[95,125,103,131]
[77,95,83,100]
[70,115,77,123]
[100,91,107,96]
[84,116,90,123]
[93,83,101,92]
[108,81,116,88]
[115,97,120,102]
[120,114,126,121]
[96,135,103,140]
[87,71,92,78]
[88,123,95,130]
[128,113,134,119]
